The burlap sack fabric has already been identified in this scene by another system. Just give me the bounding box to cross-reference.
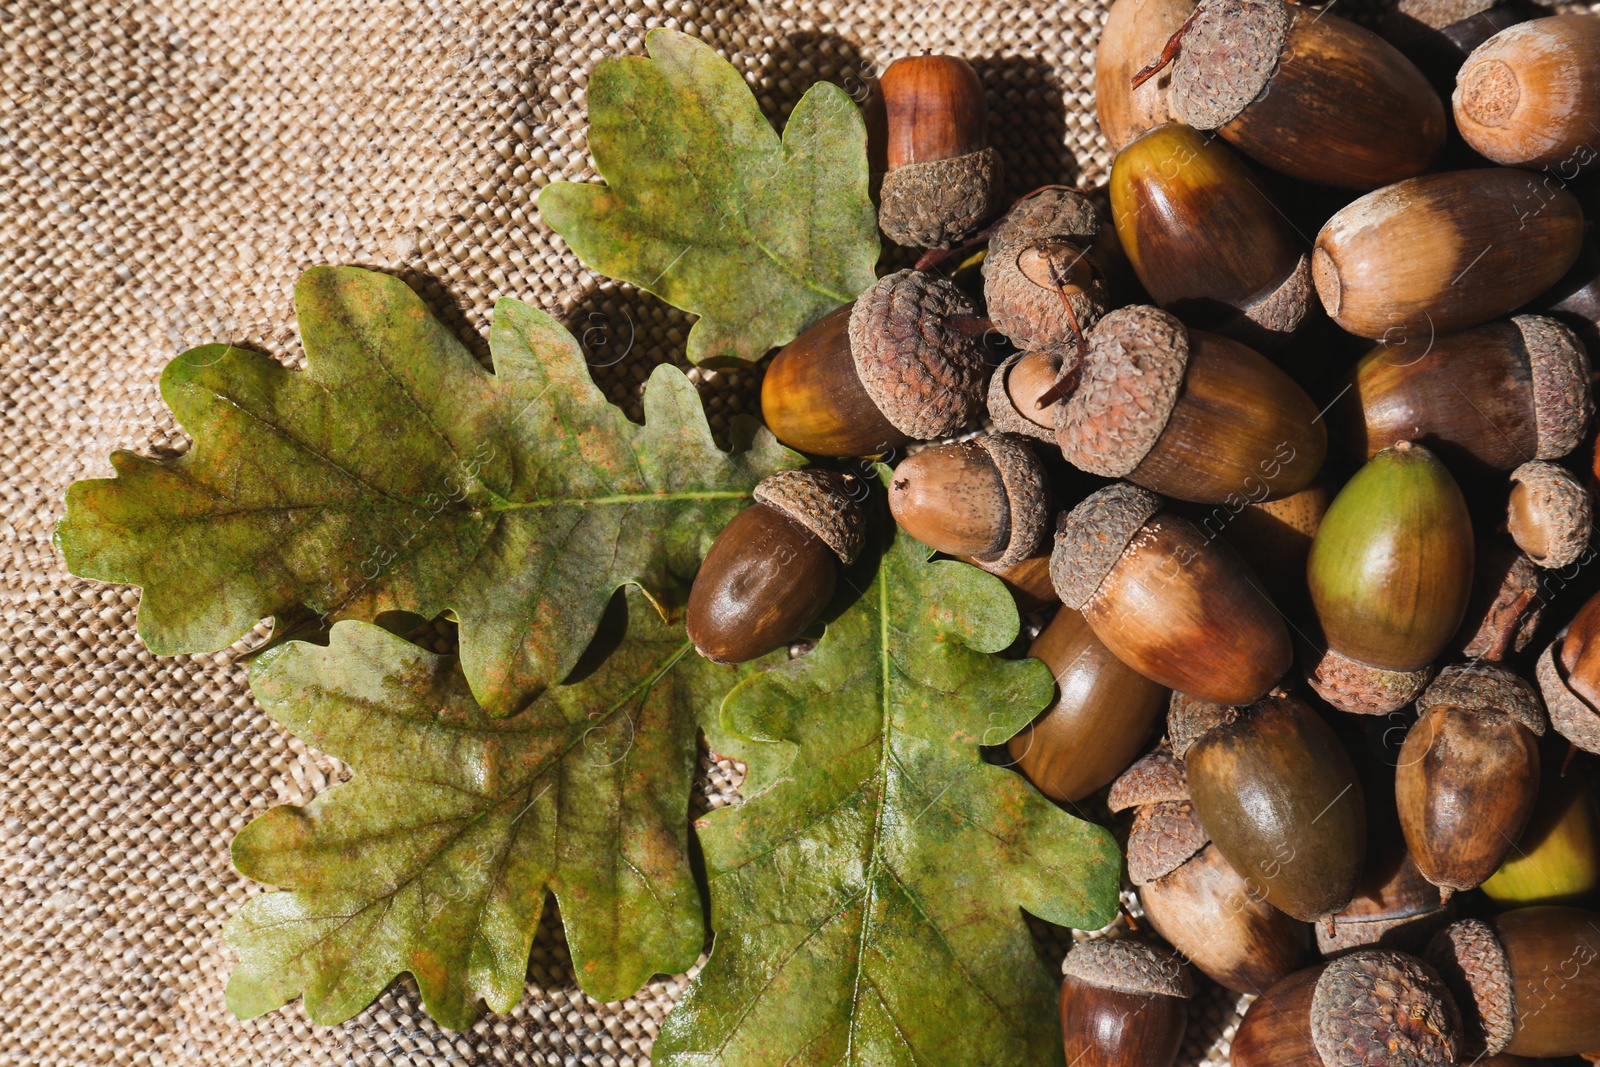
[3,0,1536,1062]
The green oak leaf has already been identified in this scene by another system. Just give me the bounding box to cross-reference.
[228,588,773,1029]
[56,265,796,714]
[654,527,1122,1066]
[538,29,879,367]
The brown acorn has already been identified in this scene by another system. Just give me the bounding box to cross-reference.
[986,350,1067,444]
[1051,483,1293,705]
[1537,589,1600,754]
[1096,0,1196,150]
[1381,0,1542,91]
[887,434,1049,568]
[1110,123,1311,351]
[981,188,1112,360]
[1052,306,1325,505]
[1161,0,1445,189]
[1509,461,1593,569]
[1336,315,1593,472]
[1429,908,1600,1057]
[1397,664,1546,896]
[963,551,1058,614]
[1004,607,1169,802]
[1058,938,1193,1067]
[686,469,864,664]
[760,270,989,457]
[1230,950,1462,1067]
[1312,170,1585,341]
[1172,691,1367,924]
[1455,537,1545,663]
[865,55,1004,249]
[1217,482,1328,618]
[1454,16,1600,169]
[1111,748,1311,993]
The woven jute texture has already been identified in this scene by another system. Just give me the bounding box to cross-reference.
[2,0,1348,1063]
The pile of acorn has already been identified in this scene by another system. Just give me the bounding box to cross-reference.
[685,1,1600,1064]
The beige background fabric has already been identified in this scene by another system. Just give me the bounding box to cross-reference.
[0,0,1475,1062]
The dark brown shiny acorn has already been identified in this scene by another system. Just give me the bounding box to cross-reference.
[865,55,1004,249]
[686,469,863,664]
[1110,123,1311,350]
[1509,460,1593,569]
[1538,589,1600,754]
[760,270,989,458]
[1306,442,1475,715]
[1058,938,1193,1067]
[1454,537,1545,663]
[1051,483,1293,705]
[1231,950,1462,1067]
[1172,691,1367,924]
[1005,607,1169,802]
[1381,0,1542,92]
[1111,748,1312,993]
[1455,16,1600,168]
[1159,0,1445,189]
[1483,748,1600,906]
[1312,170,1585,340]
[1097,0,1195,150]
[887,434,1049,568]
[1052,306,1325,505]
[1429,908,1600,1057]
[1397,664,1546,896]
[1336,315,1593,472]
[982,188,1112,360]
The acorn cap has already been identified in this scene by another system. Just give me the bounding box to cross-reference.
[1054,305,1190,478]
[1241,252,1313,341]
[971,433,1051,567]
[878,146,1005,250]
[983,190,1108,357]
[753,469,866,566]
[1170,0,1291,132]
[1536,631,1600,754]
[848,269,989,441]
[1061,937,1195,999]
[1418,663,1547,737]
[1107,745,1188,812]
[1128,800,1211,885]
[987,186,1100,249]
[1049,482,1164,609]
[1389,0,1500,33]
[1311,949,1463,1067]
[985,351,1058,444]
[1309,646,1435,716]
[1516,315,1592,461]
[1509,460,1592,570]
[1167,691,1240,761]
[1426,919,1514,1057]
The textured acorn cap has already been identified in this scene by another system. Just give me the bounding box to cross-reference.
[1426,919,1514,1057]
[1054,305,1190,478]
[1312,950,1463,1067]
[986,186,1100,249]
[1170,0,1291,132]
[1390,0,1499,32]
[1242,252,1313,340]
[753,469,866,566]
[985,351,1058,444]
[1536,632,1600,754]
[1517,315,1593,461]
[848,269,989,440]
[1128,800,1211,885]
[1309,646,1435,716]
[1510,460,1592,570]
[982,189,1108,357]
[878,146,1005,250]
[968,433,1051,568]
[1418,663,1547,737]
[1061,937,1195,999]
[1108,745,1189,812]
[1167,691,1243,761]
[1049,482,1164,609]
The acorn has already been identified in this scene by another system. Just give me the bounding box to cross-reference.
[1058,938,1193,1067]
[1538,589,1600,755]
[1219,482,1328,619]
[1482,756,1600,906]
[982,188,1112,360]
[1096,0,1195,150]
[1111,748,1312,993]
[1455,537,1546,663]
[887,434,1049,568]
[1454,16,1600,169]
[986,350,1066,444]
[1509,461,1593,569]
[1428,908,1600,1057]
[760,270,989,457]
[1306,442,1475,715]
[1004,606,1169,802]
[1171,691,1367,924]
[1381,0,1542,91]
[963,551,1058,614]
[1312,170,1585,341]
[1051,483,1293,705]
[686,469,863,664]
[865,55,1004,249]
[1110,123,1311,351]
[1397,664,1546,897]
[1051,306,1325,505]
[1230,950,1463,1067]
[1158,0,1445,189]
